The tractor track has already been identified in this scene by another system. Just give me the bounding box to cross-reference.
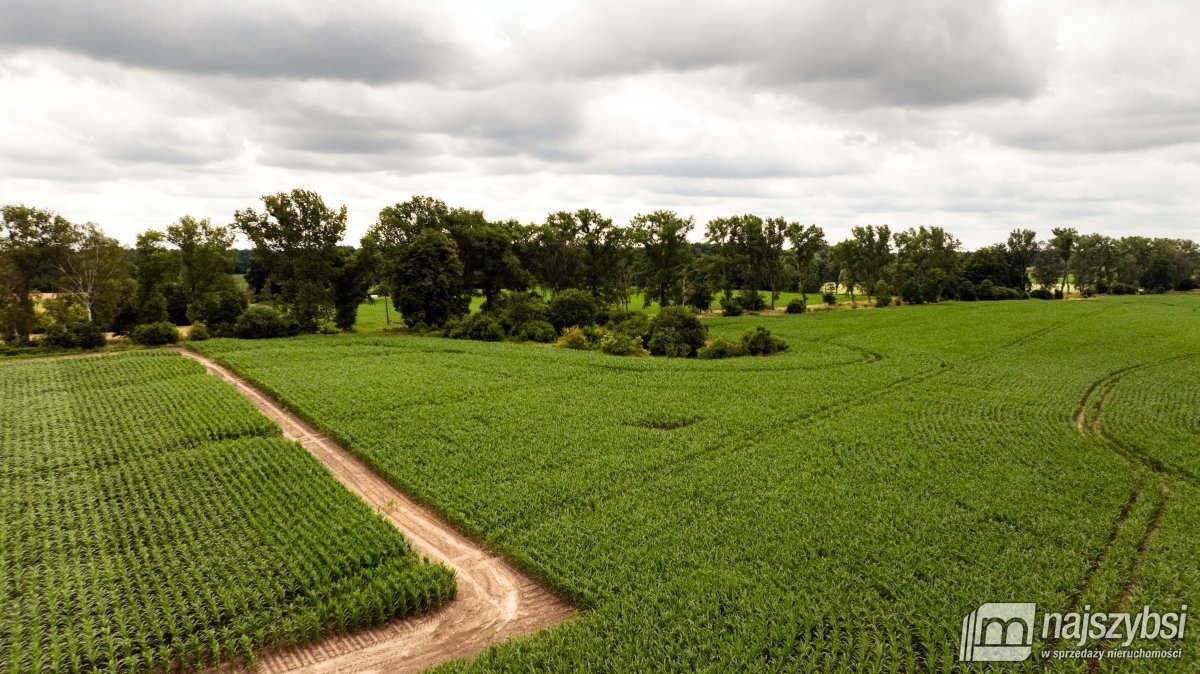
[1049,365,1172,668]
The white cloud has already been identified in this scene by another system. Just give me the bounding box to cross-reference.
[1,0,1198,248]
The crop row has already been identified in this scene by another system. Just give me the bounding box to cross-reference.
[197,297,1200,672]
[0,353,455,673]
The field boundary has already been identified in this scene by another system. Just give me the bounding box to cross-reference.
[177,349,575,673]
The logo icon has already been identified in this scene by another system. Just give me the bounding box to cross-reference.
[960,602,1037,662]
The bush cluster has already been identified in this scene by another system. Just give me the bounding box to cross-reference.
[131,322,181,346]
[234,306,300,340]
[645,306,706,357]
[447,313,504,342]
[696,327,789,359]
[41,324,107,350]
[785,298,807,314]
[188,322,211,341]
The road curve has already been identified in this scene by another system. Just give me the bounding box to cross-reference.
[178,349,575,673]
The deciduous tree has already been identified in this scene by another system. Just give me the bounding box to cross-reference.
[234,189,347,332]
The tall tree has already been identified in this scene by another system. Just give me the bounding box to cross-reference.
[631,210,694,307]
[1006,229,1038,292]
[850,225,892,300]
[445,209,530,304]
[1032,243,1066,291]
[0,205,76,340]
[374,195,451,245]
[234,189,347,332]
[1049,227,1077,294]
[535,212,584,294]
[331,245,378,331]
[703,216,746,300]
[828,239,864,303]
[54,223,130,324]
[893,227,961,300]
[390,229,466,328]
[165,216,237,300]
[762,218,788,309]
[576,209,623,301]
[1069,234,1116,292]
[784,224,826,295]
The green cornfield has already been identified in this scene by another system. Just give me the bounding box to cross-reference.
[0,352,455,673]
[193,295,1200,672]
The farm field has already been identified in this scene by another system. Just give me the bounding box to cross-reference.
[192,295,1200,671]
[0,352,455,673]
[352,290,862,332]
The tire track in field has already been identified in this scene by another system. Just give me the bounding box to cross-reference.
[177,349,575,674]
[1047,363,1177,666]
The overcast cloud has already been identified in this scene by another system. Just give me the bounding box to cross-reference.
[1,0,1198,246]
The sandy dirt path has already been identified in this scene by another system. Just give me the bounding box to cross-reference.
[177,349,575,674]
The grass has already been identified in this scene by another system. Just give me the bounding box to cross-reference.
[192,295,1200,671]
[0,352,455,672]
[353,290,861,332]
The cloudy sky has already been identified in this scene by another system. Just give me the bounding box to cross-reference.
[2,0,1198,247]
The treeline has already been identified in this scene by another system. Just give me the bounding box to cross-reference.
[2,191,1198,347]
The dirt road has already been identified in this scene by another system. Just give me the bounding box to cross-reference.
[178,350,575,673]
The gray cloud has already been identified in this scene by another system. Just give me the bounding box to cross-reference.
[0,0,458,82]
[515,0,1049,108]
[2,1,1200,247]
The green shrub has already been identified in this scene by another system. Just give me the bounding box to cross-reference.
[188,291,248,336]
[137,291,169,324]
[696,338,746,359]
[448,313,504,342]
[599,331,647,356]
[515,319,557,343]
[822,292,836,305]
[163,283,190,326]
[900,279,923,304]
[646,306,706,357]
[557,326,589,350]
[684,285,714,312]
[921,282,940,304]
[547,289,599,332]
[234,306,298,340]
[131,322,181,346]
[1030,288,1053,300]
[1110,282,1136,296]
[957,280,978,301]
[873,281,893,308]
[741,327,788,356]
[648,329,693,358]
[719,296,743,316]
[785,298,806,314]
[70,324,107,349]
[737,290,766,311]
[607,310,651,339]
[991,286,1021,301]
[496,291,549,333]
[188,322,211,341]
[39,327,76,349]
